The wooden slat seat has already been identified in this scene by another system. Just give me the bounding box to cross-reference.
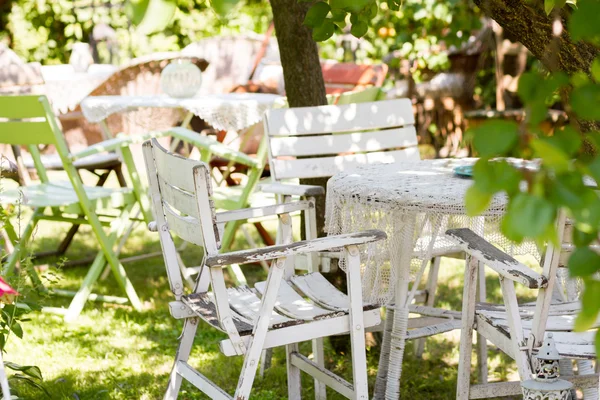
[254,279,346,320]
[23,152,121,171]
[0,181,134,210]
[477,308,597,359]
[183,276,381,337]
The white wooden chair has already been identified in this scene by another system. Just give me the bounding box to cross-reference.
[447,213,598,399]
[262,98,425,272]
[142,138,387,400]
[261,98,467,395]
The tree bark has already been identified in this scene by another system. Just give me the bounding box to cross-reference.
[476,0,600,135]
[270,0,329,237]
[475,0,599,74]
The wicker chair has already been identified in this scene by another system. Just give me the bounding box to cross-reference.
[60,53,209,146]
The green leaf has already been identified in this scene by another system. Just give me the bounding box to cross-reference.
[569,247,600,277]
[587,155,600,184]
[304,2,331,28]
[573,226,598,246]
[126,0,177,34]
[5,363,43,380]
[548,173,587,209]
[10,322,23,339]
[330,0,371,13]
[465,184,492,216]
[571,190,600,231]
[350,20,368,38]
[575,279,600,331]
[569,0,600,44]
[331,9,347,22]
[210,0,241,17]
[545,0,555,15]
[530,138,570,172]
[501,194,556,242]
[571,84,600,120]
[472,159,521,195]
[592,56,600,82]
[8,374,50,396]
[470,120,520,157]
[312,19,335,42]
[553,126,582,156]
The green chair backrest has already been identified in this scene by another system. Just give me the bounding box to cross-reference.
[272,86,385,109]
[0,95,77,187]
[334,86,384,105]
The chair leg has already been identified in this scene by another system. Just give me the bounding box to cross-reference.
[476,263,488,384]
[457,256,479,400]
[234,257,287,399]
[312,337,327,400]
[286,343,302,400]
[415,257,441,358]
[259,348,273,378]
[346,246,369,400]
[577,360,598,399]
[64,251,108,323]
[164,317,199,400]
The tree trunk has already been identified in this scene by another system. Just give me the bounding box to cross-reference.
[475,0,599,74]
[475,0,600,135]
[270,0,329,237]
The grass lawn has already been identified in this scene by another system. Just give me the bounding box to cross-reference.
[4,200,524,399]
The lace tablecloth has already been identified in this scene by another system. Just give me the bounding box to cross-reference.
[81,93,282,132]
[325,158,537,305]
[41,65,116,114]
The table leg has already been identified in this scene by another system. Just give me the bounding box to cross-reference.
[374,307,394,400]
[374,216,416,400]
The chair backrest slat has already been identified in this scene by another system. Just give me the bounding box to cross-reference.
[264,98,419,181]
[265,99,414,136]
[272,148,419,180]
[0,95,47,119]
[163,203,205,246]
[158,176,199,219]
[269,126,417,158]
[0,121,55,145]
[152,140,199,193]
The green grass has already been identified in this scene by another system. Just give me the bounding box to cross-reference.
[5,211,524,399]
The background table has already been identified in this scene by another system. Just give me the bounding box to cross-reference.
[81,93,282,134]
[325,159,538,399]
[41,64,117,114]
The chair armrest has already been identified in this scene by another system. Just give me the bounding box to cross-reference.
[167,127,261,169]
[206,230,387,267]
[215,200,311,224]
[71,131,171,159]
[260,182,325,197]
[446,228,547,289]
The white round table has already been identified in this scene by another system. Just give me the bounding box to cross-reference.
[325,159,537,400]
[81,93,282,133]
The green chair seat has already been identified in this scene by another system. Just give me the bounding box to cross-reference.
[23,152,121,171]
[0,181,134,210]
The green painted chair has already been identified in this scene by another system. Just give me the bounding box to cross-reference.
[0,95,142,322]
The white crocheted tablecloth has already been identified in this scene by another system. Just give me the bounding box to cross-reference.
[81,93,282,132]
[41,65,116,114]
[325,158,537,305]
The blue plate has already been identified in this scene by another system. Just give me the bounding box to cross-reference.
[453,165,473,177]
